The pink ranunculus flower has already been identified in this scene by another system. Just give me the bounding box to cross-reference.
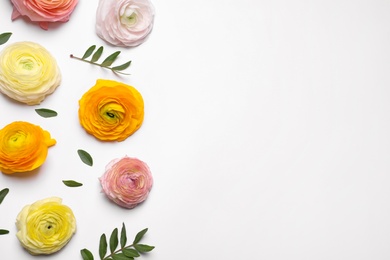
[100,156,153,209]
[96,0,155,47]
[11,0,79,30]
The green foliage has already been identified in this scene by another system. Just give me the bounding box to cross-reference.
[81,223,154,260]
[0,32,12,45]
[35,108,58,118]
[77,149,93,166]
[71,45,131,75]
[62,180,83,187]
[0,188,9,204]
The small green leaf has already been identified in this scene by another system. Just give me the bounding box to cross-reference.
[0,229,9,235]
[0,188,9,204]
[77,149,93,166]
[63,180,83,187]
[99,234,107,260]
[120,223,127,248]
[91,46,104,63]
[35,108,58,118]
[101,51,121,67]
[112,61,131,71]
[134,244,155,253]
[0,32,12,45]
[81,249,94,260]
[112,253,132,260]
[82,45,96,59]
[110,228,119,253]
[133,228,148,244]
[123,248,140,257]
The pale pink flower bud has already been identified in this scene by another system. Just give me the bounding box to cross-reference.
[96,0,155,47]
[100,156,153,209]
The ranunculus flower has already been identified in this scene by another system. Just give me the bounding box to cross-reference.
[0,121,56,174]
[100,156,153,209]
[96,0,155,47]
[11,0,78,30]
[78,79,144,142]
[0,41,61,105]
[16,197,76,255]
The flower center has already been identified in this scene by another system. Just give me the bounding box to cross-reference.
[20,58,35,70]
[120,8,137,26]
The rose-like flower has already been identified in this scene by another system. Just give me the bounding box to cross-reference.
[0,121,56,174]
[100,156,153,209]
[79,79,144,142]
[11,0,78,30]
[96,0,155,47]
[16,197,76,255]
[0,41,61,105]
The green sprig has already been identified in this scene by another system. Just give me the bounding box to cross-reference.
[81,223,154,260]
[70,45,131,75]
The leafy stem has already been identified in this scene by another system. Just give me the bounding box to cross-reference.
[70,45,132,76]
[70,54,130,75]
[81,223,154,260]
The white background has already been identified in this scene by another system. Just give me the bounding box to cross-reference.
[1,0,390,259]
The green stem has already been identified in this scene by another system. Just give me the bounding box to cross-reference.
[69,54,130,75]
[103,244,134,260]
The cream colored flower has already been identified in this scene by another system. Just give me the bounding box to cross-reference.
[0,41,61,105]
[16,197,76,255]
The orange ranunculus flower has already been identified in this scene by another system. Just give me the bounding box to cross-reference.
[0,121,56,174]
[78,79,144,142]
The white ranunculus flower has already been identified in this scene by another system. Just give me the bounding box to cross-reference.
[0,41,61,105]
[96,0,155,47]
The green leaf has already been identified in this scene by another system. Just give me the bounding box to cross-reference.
[134,244,154,253]
[120,223,127,248]
[112,253,133,260]
[0,229,9,235]
[35,108,57,118]
[62,180,83,187]
[133,228,148,244]
[99,234,107,260]
[110,228,119,253]
[123,249,139,257]
[77,149,93,166]
[101,51,121,67]
[81,248,94,260]
[82,45,96,59]
[0,188,9,204]
[0,32,12,45]
[112,61,131,72]
[91,46,104,63]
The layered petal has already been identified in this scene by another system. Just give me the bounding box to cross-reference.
[0,41,61,105]
[0,121,56,174]
[96,0,155,47]
[16,197,76,255]
[78,79,144,141]
[11,0,78,29]
[100,156,153,208]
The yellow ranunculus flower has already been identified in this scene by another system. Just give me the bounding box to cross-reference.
[78,79,144,141]
[0,41,61,105]
[0,121,56,174]
[16,197,76,255]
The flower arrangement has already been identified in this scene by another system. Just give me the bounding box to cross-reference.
[0,0,156,255]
